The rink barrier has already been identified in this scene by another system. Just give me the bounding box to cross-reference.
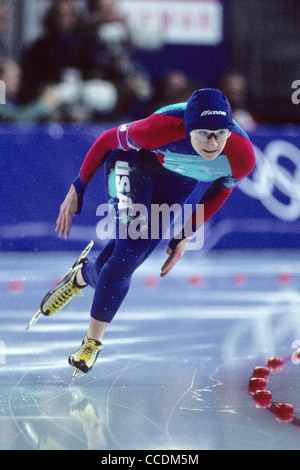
[1,124,300,251]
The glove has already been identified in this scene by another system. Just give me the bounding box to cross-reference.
[73,174,87,215]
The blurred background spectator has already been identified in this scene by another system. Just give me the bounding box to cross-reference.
[0,56,59,123]
[19,0,97,105]
[218,72,257,131]
[88,0,153,120]
[148,70,202,116]
[0,0,298,125]
[16,0,152,122]
[0,0,14,58]
[89,0,134,84]
[52,67,118,123]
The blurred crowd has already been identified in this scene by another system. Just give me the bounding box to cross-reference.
[0,0,256,128]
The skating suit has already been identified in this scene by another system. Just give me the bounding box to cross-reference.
[74,103,256,323]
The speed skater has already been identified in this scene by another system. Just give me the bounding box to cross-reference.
[26,88,256,379]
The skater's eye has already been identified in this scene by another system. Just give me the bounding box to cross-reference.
[191,129,229,143]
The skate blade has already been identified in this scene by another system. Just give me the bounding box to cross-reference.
[25,310,43,331]
[68,240,94,274]
[72,368,85,381]
[79,240,94,260]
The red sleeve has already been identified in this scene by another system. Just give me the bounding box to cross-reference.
[192,187,233,225]
[80,113,186,184]
[224,133,256,179]
[192,133,256,225]
[128,113,186,150]
[81,127,119,184]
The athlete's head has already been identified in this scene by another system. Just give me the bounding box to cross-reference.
[184,88,233,160]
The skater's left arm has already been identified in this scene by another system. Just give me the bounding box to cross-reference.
[161,174,254,277]
[160,128,256,277]
[160,179,233,278]
[160,237,192,278]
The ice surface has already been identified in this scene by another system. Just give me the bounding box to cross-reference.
[1,250,300,450]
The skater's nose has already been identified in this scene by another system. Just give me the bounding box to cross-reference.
[206,136,219,149]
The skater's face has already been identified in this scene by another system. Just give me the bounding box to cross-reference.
[190,129,231,160]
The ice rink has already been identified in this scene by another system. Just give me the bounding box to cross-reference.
[1,248,300,450]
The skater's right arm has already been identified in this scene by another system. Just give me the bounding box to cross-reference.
[56,127,120,238]
[58,114,182,237]
[70,113,183,211]
[79,114,184,185]
[56,184,78,239]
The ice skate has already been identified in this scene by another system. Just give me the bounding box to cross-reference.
[69,335,103,380]
[25,241,94,331]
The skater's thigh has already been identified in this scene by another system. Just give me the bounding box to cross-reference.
[105,149,154,208]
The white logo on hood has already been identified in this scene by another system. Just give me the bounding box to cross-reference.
[201,110,227,116]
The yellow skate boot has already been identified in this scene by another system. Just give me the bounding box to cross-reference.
[69,335,103,380]
[26,241,94,330]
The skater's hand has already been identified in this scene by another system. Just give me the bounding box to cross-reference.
[56,185,78,239]
[160,237,191,278]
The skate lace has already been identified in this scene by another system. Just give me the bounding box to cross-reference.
[80,341,99,362]
[46,283,83,315]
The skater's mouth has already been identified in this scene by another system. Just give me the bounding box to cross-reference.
[200,148,221,160]
[202,149,219,156]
